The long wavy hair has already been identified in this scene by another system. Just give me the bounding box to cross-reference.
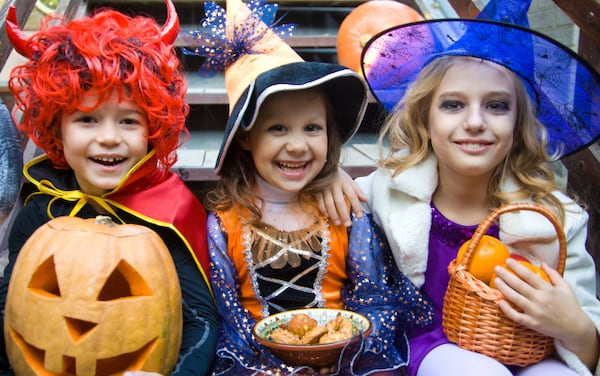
[377,56,565,221]
[205,88,341,221]
[9,9,189,170]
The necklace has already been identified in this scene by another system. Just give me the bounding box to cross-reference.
[262,197,299,205]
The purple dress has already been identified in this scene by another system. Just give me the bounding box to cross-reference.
[407,204,499,376]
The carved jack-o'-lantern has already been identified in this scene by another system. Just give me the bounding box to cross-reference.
[4,216,182,376]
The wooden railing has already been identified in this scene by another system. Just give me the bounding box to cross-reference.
[549,0,600,273]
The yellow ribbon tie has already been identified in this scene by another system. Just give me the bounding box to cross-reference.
[35,179,124,222]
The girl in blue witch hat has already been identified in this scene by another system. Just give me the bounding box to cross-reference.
[325,0,600,374]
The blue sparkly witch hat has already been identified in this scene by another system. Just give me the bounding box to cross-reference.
[361,0,600,158]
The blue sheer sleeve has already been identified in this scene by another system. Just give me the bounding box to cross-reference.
[206,212,312,375]
[343,212,434,374]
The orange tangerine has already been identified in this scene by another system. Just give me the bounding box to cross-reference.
[507,254,529,263]
[456,235,510,284]
[489,257,551,289]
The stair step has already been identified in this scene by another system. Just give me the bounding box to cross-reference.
[174,131,380,181]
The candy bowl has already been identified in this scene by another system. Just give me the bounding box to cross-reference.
[253,308,372,368]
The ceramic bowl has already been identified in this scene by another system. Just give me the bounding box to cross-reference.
[253,308,372,368]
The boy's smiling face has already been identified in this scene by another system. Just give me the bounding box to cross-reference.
[60,89,149,196]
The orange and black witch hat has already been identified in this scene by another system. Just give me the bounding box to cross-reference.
[184,0,368,173]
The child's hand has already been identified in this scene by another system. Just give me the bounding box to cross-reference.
[315,168,367,227]
[493,259,599,369]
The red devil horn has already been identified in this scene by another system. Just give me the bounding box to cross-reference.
[160,0,179,45]
[5,6,33,58]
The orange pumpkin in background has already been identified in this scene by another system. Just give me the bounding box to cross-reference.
[336,0,424,74]
[4,216,182,376]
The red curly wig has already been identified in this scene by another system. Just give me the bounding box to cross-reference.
[8,6,189,170]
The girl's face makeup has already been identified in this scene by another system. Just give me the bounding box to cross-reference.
[61,89,149,196]
[428,59,517,184]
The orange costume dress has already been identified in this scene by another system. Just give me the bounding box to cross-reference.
[207,203,433,375]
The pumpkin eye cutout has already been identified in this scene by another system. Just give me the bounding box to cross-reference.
[98,260,152,301]
[28,256,61,297]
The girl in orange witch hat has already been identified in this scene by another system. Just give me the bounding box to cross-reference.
[184,0,434,374]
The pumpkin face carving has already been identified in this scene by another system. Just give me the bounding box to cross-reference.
[4,216,182,376]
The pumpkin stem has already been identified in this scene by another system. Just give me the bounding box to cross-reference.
[95,215,116,226]
[359,34,372,48]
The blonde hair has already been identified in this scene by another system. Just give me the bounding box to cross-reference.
[377,56,565,221]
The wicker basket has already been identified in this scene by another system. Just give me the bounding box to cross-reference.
[442,202,566,367]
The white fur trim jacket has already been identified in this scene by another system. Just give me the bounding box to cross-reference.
[355,154,600,375]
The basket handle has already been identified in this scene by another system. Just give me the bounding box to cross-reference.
[456,202,566,276]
